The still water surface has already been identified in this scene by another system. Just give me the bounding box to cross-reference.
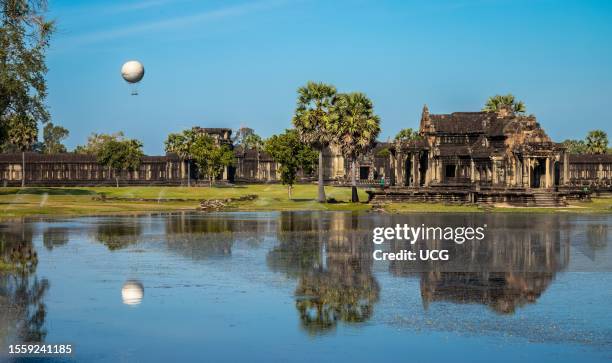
[1,211,611,362]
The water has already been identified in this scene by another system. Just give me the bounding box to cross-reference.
[1,211,611,362]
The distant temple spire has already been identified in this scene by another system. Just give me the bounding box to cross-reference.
[420,104,431,132]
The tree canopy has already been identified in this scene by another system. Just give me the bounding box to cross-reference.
[562,139,587,154]
[190,134,234,187]
[233,127,263,150]
[75,132,125,155]
[6,114,37,151]
[164,130,194,160]
[292,82,337,150]
[482,94,526,114]
[264,129,317,198]
[563,130,609,155]
[96,138,144,187]
[1,0,54,145]
[585,130,608,155]
[394,128,420,143]
[332,92,380,161]
[42,122,68,153]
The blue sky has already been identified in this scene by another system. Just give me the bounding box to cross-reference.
[47,0,612,154]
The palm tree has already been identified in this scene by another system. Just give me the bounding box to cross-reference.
[332,93,381,202]
[7,115,38,187]
[292,81,337,203]
[586,130,609,154]
[482,94,526,114]
[164,130,195,186]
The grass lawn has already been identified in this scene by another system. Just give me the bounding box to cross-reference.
[0,185,371,218]
[0,185,610,219]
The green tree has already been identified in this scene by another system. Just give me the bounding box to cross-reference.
[74,131,125,155]
[96,138,144,187]
[264,129,318,198]
[242,133,263,150]
[7,115,37,187]
[562,139,587,154]
[190,134,234,187]
[233,127,263,149]
[164,130,197,187]
[376,147,390,158]
[331,92,381,202]
[0,0,54,144]
[42,122,69,153]
[585,130,608,154]
[482,94,526,114]
[292,81,337,203]
[394,128,420,143]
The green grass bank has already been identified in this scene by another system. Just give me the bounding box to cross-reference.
[0,185,610,219]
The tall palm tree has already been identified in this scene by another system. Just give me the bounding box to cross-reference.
[292,81,337,203]
[164,130,195,187]
[332,93,381,202]
[482,94,526,114]
[586,130,609,154]
[7,115,38,187]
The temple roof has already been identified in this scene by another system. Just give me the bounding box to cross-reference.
[0,152,178,163]
[569,154,612,163]
[429,112,517,137]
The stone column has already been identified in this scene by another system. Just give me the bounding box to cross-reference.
[545,157,551,188]
[395,153,403,186]
[470,159,475,183]
[412,153,419,187]
[425,155,431,186]
[563,152,570,185]
[492,159,498,185]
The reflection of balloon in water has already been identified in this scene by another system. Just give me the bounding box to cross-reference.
[121,280,144,305]
[121,60,145,96]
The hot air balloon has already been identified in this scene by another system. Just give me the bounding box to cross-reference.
[121,60,145,96]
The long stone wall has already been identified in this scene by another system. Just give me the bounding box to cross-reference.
[0,150,611,190]
[0,153,184,187]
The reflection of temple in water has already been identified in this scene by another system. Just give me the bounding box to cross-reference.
[268,212,379,334]
[389,214,571,314]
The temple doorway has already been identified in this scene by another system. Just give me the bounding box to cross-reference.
[359,166,370,180]
[404,157,412,186]
[531,158,546,188]
[554,161,560,186]
[419,152,428,186]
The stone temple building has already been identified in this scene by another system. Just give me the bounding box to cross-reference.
[0,109,610,205]
[370,105,611,205]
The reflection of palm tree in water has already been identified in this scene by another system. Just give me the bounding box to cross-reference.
[0,223,49,344]
[269,212,379,334]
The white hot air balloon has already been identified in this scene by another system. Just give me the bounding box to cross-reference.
[121,60,145,95]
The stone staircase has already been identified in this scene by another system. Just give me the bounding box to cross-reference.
[531,189,567,207]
